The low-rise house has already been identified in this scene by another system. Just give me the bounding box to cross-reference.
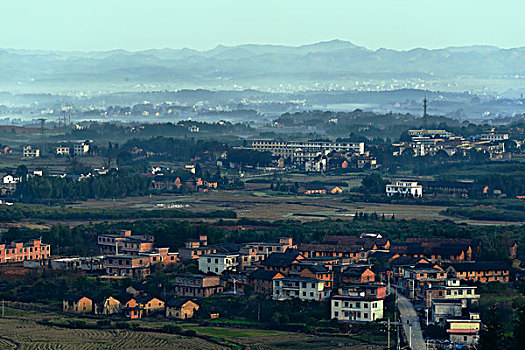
[125,296,164,319]
[290,263,334,288]
[126,283,146,297]
[50,256,104,272]
[262,251,304,274]
[403,265,447,299]
[166,299,199,320]
[446,261,511,283]
[0,239,51,264]
[386,180,422,198]
[248,269,285,295]
[297,184,327,195]
[431,299,463,324]
[100,296,122,315]
[55,146,70,156]
[199,253,240,275]
[446,313,481,345]
[341,266,375,284]
[273,277,329,301]
[63,295,93,313]
[104,254,152,278]
[173,274,223,298]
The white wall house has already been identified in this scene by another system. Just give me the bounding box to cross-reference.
[331,294,384,322]
[386,180,423,198]
[23,146,40,158]
[199,253,240,275]
[272,277,329,301]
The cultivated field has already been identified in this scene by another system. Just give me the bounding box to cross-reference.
[0,305,383,350]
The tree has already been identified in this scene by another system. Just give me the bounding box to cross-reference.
[361,173,387,194]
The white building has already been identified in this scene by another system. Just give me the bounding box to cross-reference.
[331,294,384,322]
[73,142,90,156]
[250,140,365,164]
[481,133,509,142]
[304,156,327,172]
[2,174,21,184]
[23,146,40,158]
[199,253,240,275]
[386,180,423,198]
[188,125,200,133]
[272,277,329,301]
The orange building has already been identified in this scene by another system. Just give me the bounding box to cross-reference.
[63,295,93,313]
[166,299,199,320]
[0,239,51,264]
[341,267,376,284]
[446,261,511,283]
[125,296,164,319]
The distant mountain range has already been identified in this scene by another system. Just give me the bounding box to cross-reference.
[1,40,524,94]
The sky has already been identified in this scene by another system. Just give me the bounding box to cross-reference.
[2,0,524,52]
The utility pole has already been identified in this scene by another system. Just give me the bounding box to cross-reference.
[387,317,390,350]
[423,97,428,129]
[38,118,46,155]
[2,299,4,317]
[409,324,412,349]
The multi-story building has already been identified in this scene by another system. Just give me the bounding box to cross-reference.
[23,146,40,158]
[178,235,216,260]
[480,133,509,142]
[386,180,423,198]
[272,277,329,301]
[199,253,240,275]
[55,146,70,156]
[73,141,90,156]
[173,274,223,298]
[103,248,178,278]
[245,237,296,256]
[103,254,152,278]
[446,313,481,345]
[424,278,480,308]
[331,292,384,322]
[97,230,154,255]
[431,299,463,324]
[403,265,447,299]
[446,261,511,283]
[249,140,365,164]
[0,239,51,263]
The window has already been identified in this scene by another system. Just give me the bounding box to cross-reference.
[334,311,339,317]
[334,301,339,307]
[467,290,472,295]
[364,313,368,319]
[363,303,368,308]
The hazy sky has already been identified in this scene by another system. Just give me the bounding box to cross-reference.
[2,0,524,51]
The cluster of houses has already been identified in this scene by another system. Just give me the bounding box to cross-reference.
[19,141,92,158]
[2,230,517,346]
[393,128,518,160]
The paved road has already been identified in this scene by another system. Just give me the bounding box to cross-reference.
[396,291,426,350]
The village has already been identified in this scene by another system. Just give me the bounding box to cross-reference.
[0,225,518,349]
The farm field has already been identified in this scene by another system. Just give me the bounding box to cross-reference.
[63,189,522,225]
[0,305,383,350]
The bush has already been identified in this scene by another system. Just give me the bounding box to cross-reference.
[183,329,197,337]
[96,319,112,328]
[115,321,130,329]
[162,324,182,334]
